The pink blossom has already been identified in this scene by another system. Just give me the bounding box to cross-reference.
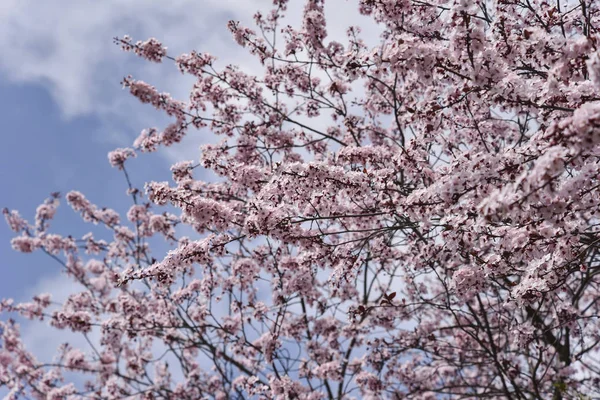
[2,209,27,232]
[11,236,41,253]
[108,147,136,170]
[4,2,600,399]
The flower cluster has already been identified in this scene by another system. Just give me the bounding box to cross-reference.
[4,1,600,399]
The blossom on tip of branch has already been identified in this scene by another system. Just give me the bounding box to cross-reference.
[108,147,136,170]
[4,1,600,399]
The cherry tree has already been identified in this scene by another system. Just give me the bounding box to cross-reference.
[2,0,600,398]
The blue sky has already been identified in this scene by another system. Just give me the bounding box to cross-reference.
[0,1,380,386]
[0,0,379,298]
[0,0,263,374]
[0,0,261,302]
[0,81,116,299]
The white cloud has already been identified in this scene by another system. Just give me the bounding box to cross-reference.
[22,269,77,304]
[1,3,391,393]
[5,0,385,380]
[0,0,382,151]
[0,0,252,117]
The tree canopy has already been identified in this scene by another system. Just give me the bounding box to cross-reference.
[3,0,600,399]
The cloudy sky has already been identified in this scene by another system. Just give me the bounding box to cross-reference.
[0,0,381,385]
[0,0,254,299]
